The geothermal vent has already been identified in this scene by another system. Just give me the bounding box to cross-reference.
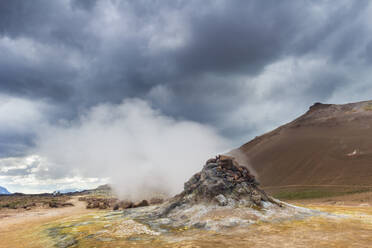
[159,155,281,217]
[126,155,312,231]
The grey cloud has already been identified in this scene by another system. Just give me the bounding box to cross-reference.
[0,0,371,157]
[0,165,35,177]
[364,41,372,62]
[0,135,34,157]
[70,0,98,11]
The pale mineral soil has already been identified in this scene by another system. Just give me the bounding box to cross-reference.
[1,195,372,248]
[0,196,95,248]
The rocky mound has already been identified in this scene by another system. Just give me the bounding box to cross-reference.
[158,155,281,218]
[116,155,319,231]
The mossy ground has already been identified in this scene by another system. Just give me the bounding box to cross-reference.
[271,187,371,201]
[273,188,371,200]
[363,103,372,111]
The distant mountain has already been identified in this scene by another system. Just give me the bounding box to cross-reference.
[231,100,372,190]
[81,184,113,196]
[59,188,81,194]
[0,186,11,195]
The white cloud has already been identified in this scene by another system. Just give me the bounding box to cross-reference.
[0,154,107,194]
[221,57,345,140]
[0,94,50,134]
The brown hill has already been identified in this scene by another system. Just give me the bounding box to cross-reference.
[231,100,372,192]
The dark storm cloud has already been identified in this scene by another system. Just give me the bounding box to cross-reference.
[0,0,52,37]
[0,163,37,176]
[71,0,98,11]
[0,54,75,101]
[174,1,299,75]
[0,134,34,157]
[0,0,372,157]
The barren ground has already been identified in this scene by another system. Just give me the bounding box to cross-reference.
[0,196,95,247]
[0,194,372,248]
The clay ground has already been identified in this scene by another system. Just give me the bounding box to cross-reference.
[0,193,372,248]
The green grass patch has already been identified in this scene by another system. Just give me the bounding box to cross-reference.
[273,190,340,200]
[363,103,372,111]
[273,188,371,200]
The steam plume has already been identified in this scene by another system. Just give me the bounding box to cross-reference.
[35,99,230,200]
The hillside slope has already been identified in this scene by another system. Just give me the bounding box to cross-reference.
[232,100,372,189]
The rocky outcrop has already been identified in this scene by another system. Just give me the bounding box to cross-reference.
[79,197,159,210]
[107,155,317,232]
[158,155,281,218]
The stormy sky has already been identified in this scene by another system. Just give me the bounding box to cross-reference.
[1,0,372,193]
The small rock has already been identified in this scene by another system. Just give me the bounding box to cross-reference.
[96,237,114,242]
[49,201,59,208]
[133,200,149,208]
[149,198,164,205]
[98,202,107,209]
[62,203,74,207]
[204,162,218,170]
[56,236,77,248]
[121,201,134,209]
[206,157,217,164]
[215,194,228,206]
[93,201,100,208]
[251,192,262,206]
[192,222,207,228]
[238,199,252,207]
[227,198,237,207]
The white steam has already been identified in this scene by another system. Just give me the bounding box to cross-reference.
[226,149,258,179]
[35,99,230,200]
